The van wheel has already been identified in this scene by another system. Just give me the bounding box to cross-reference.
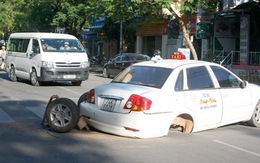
[71,81,82,86]
[10,66,18,82]
[46,98,79,133]
[30,69,41,86]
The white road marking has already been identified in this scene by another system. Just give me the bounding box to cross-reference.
[0,108,15,123]
[214,140,260,157]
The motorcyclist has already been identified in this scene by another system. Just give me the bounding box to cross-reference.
[0,46,6,70]
[151,49,163,61]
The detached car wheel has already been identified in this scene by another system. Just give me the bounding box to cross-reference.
[248,101,260,127]
[46,98,79,133]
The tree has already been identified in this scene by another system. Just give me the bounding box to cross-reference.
[99,0,167,52]
[51,0,100,35]
[162,0,220,60]
[14,0,55,32]
[98,0,220,60]
[0,0,24,39]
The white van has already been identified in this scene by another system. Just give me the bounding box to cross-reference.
[6,32,90,86]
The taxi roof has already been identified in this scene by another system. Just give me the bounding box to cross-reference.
[134,59,218,69]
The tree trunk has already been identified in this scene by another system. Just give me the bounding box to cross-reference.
[168,3,198,60]
[179,19,198,60]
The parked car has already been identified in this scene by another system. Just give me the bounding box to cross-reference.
[102,53,150,78]
[45,60,260,138]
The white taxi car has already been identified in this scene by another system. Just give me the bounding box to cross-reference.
[79,60,260,138]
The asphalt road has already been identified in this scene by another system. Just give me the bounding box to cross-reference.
[1,70,260,163]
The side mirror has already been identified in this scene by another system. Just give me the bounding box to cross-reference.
[240,80,247,88]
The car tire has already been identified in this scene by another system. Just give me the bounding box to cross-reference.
[103,67,109,78]
[46,98,79,133]
[248,101,260,127]
[10,66,18,82]
[30,69,42,86]
[71,81,82,86]
[77,92,88,107]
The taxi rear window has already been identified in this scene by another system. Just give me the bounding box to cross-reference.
[112,66,173,88]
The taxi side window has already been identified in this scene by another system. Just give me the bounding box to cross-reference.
[186,66,214,90]
[211,66,240,88]
[175,70,183,91]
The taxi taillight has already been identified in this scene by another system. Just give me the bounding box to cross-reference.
[130,62,136,66]
[123,94,152,111]
[87,89,95,104]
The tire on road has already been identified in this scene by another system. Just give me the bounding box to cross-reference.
[248,101,260,127]
[46,98,79,133]
[30,69,42,86]
[71,80,82,86]
[10,66,18,82]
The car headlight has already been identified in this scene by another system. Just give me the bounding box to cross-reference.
[42,61,54,68]
[81,61,90,68]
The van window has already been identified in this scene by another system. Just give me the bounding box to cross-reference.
[33,39,40,53]
[9,39,30,52]
[40,39,85,52]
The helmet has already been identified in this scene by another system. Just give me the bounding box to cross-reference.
[153,49,161,56]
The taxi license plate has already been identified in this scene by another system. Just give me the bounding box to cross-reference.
[101,99,116,111]
[63,75,76,79]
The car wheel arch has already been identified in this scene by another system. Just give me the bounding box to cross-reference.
[171,113,194,133]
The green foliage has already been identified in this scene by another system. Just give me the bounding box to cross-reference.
[100,0,169,44]
[51,0,99,35]
[0,0,25,39]
[0,0,223,39]
[196,22,213,39]
[22,0,54,32]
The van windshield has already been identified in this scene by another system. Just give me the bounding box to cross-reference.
[40,39,85,52]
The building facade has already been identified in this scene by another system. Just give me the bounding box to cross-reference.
[135,20,182,59]
[214,0,260,83]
